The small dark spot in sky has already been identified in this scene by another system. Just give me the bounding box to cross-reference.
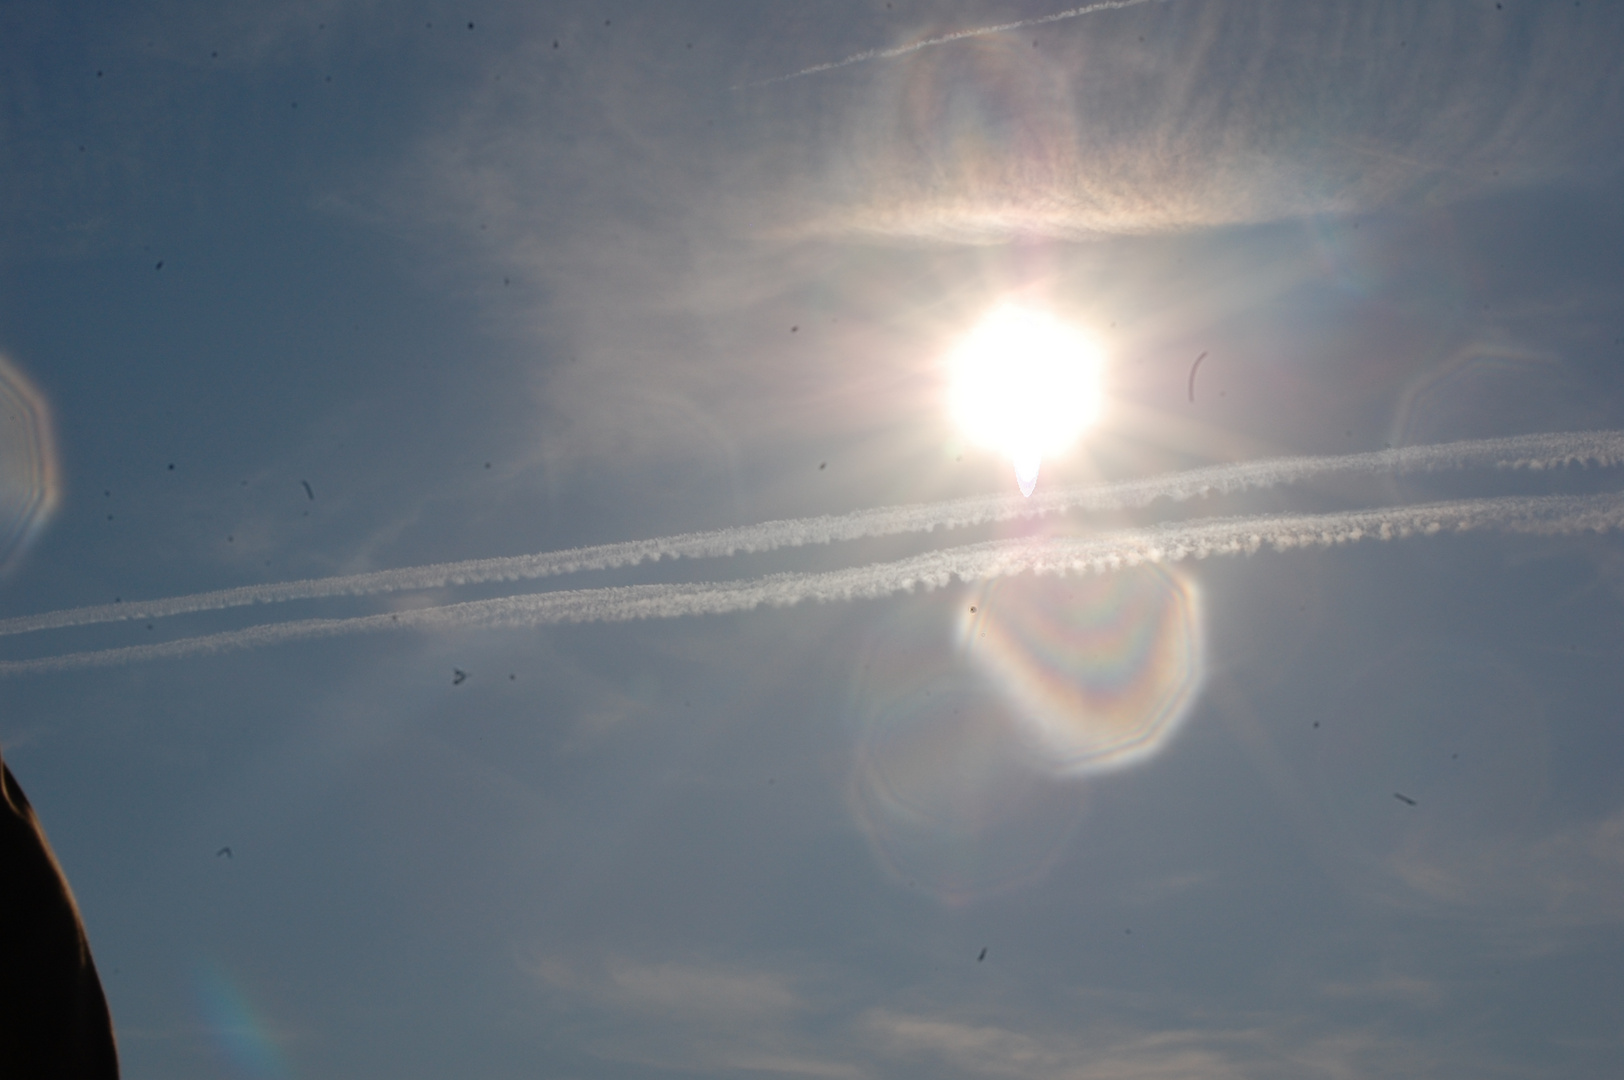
[1394,792,1418,806]
[302,480,315,500]
[686,42,693,48]
[146,625,153,630]
[819,462,826,470]
[503,277,510,285]
[114,598,121,603]
[790,325,798,332]
[211,51,218,58]
[1313,721,1320,728]
[79,145,85,152]
[106,514,113,521]
[96,70,103,77]
[468,22,475,29]
[104,490,110,497]
[605,19,612,26]
[325,75,331,82]
[217,847,232,858]
[291,101,297,109]
[453,669,468,685]
[978,948,987,961]
[553,40,559,48]
[155,261,164,270]
[970,606,976,613]
[509,674,516,680]
[168,463,175,470]
[485,462,492,469]
[227,535,234,543]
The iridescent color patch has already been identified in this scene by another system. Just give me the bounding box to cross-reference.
[0,354,58,575]
[195,962,292,1079]
[961,564,1204,776]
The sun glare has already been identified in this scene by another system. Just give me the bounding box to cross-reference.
[948,304,1105,496]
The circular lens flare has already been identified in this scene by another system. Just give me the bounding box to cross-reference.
[947,304,1104,495]
[848,598,1090,903]
[961,565,1204,775]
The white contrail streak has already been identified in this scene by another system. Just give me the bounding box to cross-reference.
[737,0,1174,89]
[1,430,1619,640]
[3,492,1618,678]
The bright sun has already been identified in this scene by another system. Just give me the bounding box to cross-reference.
[947,304,1105,496]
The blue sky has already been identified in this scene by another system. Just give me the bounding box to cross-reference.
[3,1,1624,1077]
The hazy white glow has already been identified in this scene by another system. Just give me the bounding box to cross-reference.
[948,305,1105,495]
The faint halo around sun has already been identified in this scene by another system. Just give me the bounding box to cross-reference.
[947,304,1104,496]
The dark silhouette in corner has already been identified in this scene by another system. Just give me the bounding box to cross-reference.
[0,749,119,1077]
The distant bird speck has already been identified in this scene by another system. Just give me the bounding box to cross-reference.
[155,261,164,270]
[453,669,468,685]
[977,948,987,962]
[819,462,826,470]
[791,325,798,333]
[167,463,175,470]
[1187,351,1208,403]
[301,480,314,501]
[216,847,232,858]
[1394,792,1418,806]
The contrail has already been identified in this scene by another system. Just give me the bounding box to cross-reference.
[4,491,1618,678]
[1,430,1619,640]
[738,0,1174,89]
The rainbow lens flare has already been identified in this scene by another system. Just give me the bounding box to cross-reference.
[0,353,58,575]
[961,564,1205,776]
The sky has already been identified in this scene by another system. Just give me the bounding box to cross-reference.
[3,1,1624,1077]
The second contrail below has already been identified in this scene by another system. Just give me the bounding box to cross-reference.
[0,430,1618,640]
[3,491,1618,678]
